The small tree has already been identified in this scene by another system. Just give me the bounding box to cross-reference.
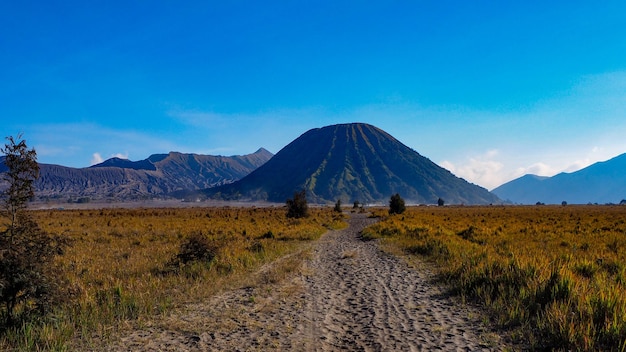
[0,135,65,325]
[437,197,445,207]
[286,189,309,218]
[389,193,406,215]
[2,135,39,230]
[334,199,342,212]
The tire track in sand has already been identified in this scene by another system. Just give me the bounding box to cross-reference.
[294,213,504,351]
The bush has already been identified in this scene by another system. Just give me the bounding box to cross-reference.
[334,199,342,212]
[389,193,406,215]
[286,190,309,218]
[0,215,67,324]
[259,230,274,239]
[175,232,218,265]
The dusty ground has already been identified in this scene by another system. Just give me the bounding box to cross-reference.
[29,199,284,210]
[105,213,510,351]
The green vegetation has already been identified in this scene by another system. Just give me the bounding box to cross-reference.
[286,189,309,218]
[1,136,66,327]
[334,199,342,212]
[388,193,406,215]
[363,205,626,350]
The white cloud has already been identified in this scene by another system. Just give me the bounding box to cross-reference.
[564,159,593,173]
[90,153,104,165]
[112,152,129,160]
[440,151,592,190]
[27,123,181,168]
[514,163,558,177]
[90,152,127,165]
[440,150,505,190]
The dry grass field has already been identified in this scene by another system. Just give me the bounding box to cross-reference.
[0,206,344,350]
[363,205,626,350]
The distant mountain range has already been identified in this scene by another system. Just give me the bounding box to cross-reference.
[193,123,500,205]
[492,153,626,204]
[10,123,623,206]
[0,149,273,201]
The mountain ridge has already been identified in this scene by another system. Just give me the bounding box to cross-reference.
[0,149,273,201]
[492,153,626,204]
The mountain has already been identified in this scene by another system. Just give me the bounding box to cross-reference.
[492,153,626,204]
[196,123,500,204]
[0,149,273,201]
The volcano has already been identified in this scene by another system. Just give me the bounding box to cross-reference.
[201,123,500,205]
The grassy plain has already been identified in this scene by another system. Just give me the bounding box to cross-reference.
[363,205,626,351]
[0,206,344,350]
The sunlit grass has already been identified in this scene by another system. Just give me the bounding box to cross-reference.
[0,206,344,350]
[364,205,626,351]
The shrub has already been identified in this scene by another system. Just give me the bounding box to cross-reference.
[259,230,274,239]
[174,232,218,265]
[334,199,342,212]
[286,190,309,218]
[388,193,406,215]
[0,215,67,324]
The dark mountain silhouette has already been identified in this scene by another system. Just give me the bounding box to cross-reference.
[0,149,273,200]
[492,153,626,204]
[197,123,500,204]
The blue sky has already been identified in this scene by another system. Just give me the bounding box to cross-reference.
[2,1,625,190]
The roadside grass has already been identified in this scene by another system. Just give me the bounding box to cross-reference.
[0,206,344,351]
[363,205,626,351]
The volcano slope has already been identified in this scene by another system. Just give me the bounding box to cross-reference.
[106,213,508,351]
[202,123,500,205]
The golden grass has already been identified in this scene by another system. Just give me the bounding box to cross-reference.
[363,205,626,351]
[0,206,345,350]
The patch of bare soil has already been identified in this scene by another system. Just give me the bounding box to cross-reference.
[104,213,510,351]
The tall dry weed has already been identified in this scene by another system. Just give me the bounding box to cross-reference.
[364,205,626,350]
[0,206,344,350]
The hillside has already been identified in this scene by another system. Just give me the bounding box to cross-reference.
[198,123,500,204]
[0,149,273,201]
[492,153,626,204]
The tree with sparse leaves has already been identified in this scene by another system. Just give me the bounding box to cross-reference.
[389,193,406,215]
[1,135,66,325]
[2,135,39,230]
[286,189,309,218]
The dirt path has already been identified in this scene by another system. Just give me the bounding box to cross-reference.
[106,213,507,351]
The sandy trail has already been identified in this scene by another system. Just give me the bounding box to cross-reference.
[106,213,507,351]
